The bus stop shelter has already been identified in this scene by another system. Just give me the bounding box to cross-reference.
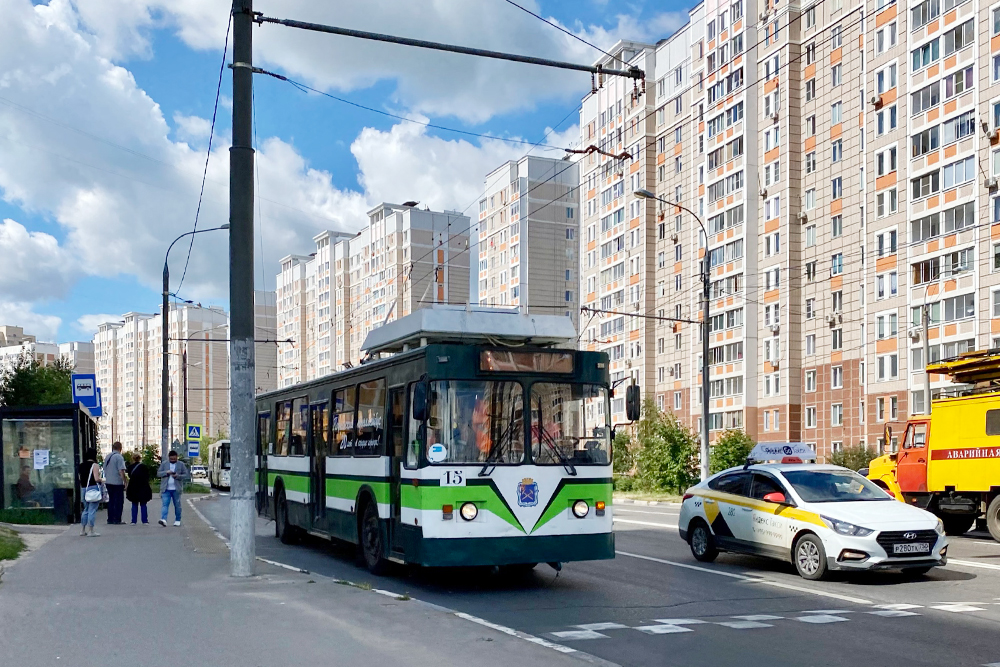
[0,404,98,523]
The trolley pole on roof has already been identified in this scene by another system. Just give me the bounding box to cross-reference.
[229,0,257,577]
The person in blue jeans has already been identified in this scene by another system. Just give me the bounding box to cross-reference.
[78,448,104,537]
[156,451,190,526]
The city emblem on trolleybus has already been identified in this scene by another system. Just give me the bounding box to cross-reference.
[517,478,539,507]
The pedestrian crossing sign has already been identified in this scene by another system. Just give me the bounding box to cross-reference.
[187,424,202,440]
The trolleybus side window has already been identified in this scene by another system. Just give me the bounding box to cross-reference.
[289,397,309,456]
[274,401,291,456]
[332,387,357,456]
[531,383,609,465]
[355,379,387,456]
[389,388,405,458]
[406,383,422,468]
[987,409,1000,436]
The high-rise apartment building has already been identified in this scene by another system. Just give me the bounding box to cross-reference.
[0,331,94,375]
[475,156,581,326]
[276,203,471,387]
[578,41,660,423]
[581,0,1000,459]
[90,295,277,453]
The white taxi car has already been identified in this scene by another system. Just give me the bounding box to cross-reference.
[678,452,948,580]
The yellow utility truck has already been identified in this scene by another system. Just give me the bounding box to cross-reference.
[866,350,1000,541]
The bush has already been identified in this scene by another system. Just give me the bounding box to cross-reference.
[829,444,878,471]
[613,474,635,492]
[0,508,57,525]
[633,399,699,493]
[612,428,634,476]
[709,429,755,473]
[0,527,25,561]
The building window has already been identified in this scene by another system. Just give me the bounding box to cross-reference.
[832,366,843,389]
[806,406,817,428]
[832,403,844,426]
[806,370,817,392]
[805,152,816,174]
[832,328,843,351]
[831,64,842,87]
[831,253,844,276]
[806,334,816,355]
[877,354,899,381]
[831,177,843,200]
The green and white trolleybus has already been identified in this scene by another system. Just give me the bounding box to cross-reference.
[255,307,627,573]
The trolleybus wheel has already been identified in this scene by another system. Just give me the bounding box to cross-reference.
[275,489,296,545]
[987,495,1000,543]
[360,502,388,575]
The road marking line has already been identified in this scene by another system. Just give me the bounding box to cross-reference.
[867,610,921,617]
[615,551,874,605]
[800,609,853,614]
[948,558,1000,571]
[613,519,679,529]
[551,630,608,640]
[732,614,784,621]
[576,623,629,631]
[982,663,1000,666]
[795,615,849,624]
[652,618,707,625]
[454,612,578,654]
[716,620,773,629]
[873,603,923,610]
[614,508,682,516]
[634,625,692,635]
[257,556,309,574]
[930,604,987,612]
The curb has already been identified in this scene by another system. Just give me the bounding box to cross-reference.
[0,522,67,534]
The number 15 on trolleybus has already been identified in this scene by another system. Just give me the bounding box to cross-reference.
[254,307,637,573]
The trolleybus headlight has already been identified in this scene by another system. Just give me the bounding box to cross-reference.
[572,500,590,518]
[460,502,478,521]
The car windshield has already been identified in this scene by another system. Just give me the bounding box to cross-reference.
[530,383,610,465]
[424,380,524,464]
[781,469,893,503]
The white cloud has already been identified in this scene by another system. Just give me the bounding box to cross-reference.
[0,301,61,342]
[0,219,75,300]
[172,112,213,145]
[85,0,683,123]
[75,312,121,336]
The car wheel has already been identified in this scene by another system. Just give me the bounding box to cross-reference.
[360,502,388,575]
[275,489,296,544]
[794,534,828,580]
[941,514,975,536]
[987,495,1000,543]
[689,521,718,562]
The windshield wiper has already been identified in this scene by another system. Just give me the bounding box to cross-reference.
[479,385,518,477]
[536,397,576,476]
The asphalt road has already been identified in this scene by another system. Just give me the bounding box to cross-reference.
[196,496,1000,667]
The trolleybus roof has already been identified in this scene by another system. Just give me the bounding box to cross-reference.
[361,305,577,354]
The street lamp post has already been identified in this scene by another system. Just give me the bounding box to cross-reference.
[162,225,229,461]
[635,189,712,481]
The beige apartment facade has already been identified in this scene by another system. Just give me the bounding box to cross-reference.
[476,156,580,327]
[582,0,1000,459]
[276,204,471,387]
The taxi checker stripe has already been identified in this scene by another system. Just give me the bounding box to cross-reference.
[692,490,826,528]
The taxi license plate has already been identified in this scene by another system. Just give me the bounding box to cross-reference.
[893,543,930,555]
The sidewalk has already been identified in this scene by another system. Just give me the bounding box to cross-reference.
[0,497,586,667]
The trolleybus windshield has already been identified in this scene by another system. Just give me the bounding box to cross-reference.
[425,380,524,464]
[531,383,610,465]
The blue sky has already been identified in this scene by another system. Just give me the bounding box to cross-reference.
[0,0,689,343]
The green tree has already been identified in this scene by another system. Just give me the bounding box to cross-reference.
[829,444,878,471]
[633,399,699,493]
[0,351,75,407]
[709,429,755,473]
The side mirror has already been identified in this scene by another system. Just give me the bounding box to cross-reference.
[763,492,786,504]
[412,381,429,422]
[625,385,641,422]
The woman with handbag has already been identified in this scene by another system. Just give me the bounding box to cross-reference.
[79,448,104,537]
[126,453,152,524]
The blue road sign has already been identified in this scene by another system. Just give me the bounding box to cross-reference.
[71,374,99,409]
[90,387,103,418]
[187,425,202,440]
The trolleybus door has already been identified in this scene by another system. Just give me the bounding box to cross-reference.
[256,411,270,514]
[310,402,329,522]
[387,387,406,553]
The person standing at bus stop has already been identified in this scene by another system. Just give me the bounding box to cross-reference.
[103,442,128,525]
[157,450,189,526]
[126,453,152,524]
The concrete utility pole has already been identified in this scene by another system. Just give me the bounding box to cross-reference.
[229,0,257,577]
[922,303,932,414]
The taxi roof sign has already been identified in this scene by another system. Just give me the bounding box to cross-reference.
[748,442,817,464]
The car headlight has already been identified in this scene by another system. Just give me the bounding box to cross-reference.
[821,515,874,537]
[935,518,945,536]
[572,500,590,518]
[460,502,478,521]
